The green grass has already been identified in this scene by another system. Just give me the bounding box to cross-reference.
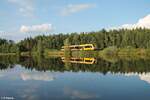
[44,49,64,57]
[99,46,150,56]
[72,50,99,58]
[0,53,16,56]
[1,47,150,61]
[98,47,150,62]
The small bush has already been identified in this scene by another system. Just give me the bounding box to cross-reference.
[101,46,118,55]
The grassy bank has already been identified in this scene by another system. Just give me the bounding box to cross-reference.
[0,53,16,56]
[100,46,150,56]
[44,47,150,58]
[98,46,150,62]
[1,47,150,59]
[72,50,99,58]
[44,49,64,57]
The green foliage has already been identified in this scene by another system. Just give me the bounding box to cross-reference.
[100,46,118,56]
[37,39,44,56]
[72,51,99,58]
[64,38,71,57]
[1,28,150,54]
[0,39,18,53]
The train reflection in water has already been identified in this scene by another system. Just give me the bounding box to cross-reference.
[61,57,97,64]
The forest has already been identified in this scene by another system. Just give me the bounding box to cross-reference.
[0,28,150,55]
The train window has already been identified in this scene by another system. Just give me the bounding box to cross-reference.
[75,47,79,49]
[85,60,92,62]
[85,46,92,48]
[70,47,74,49]
[75,47,82,49]
[75,59,83,61]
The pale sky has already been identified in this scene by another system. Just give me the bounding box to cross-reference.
[0,0,150,41]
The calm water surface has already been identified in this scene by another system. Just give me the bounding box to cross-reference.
[0,56,150,100]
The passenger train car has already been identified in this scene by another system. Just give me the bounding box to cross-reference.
[61,44,95,51]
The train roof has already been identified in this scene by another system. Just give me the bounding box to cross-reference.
[62,44,94,47]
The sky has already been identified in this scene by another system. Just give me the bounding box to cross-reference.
[0,0,150,41]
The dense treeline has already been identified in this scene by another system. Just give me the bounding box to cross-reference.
[0,39,18,53]
[0,28,150,53]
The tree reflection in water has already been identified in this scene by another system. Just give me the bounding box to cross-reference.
[0,55,150,74]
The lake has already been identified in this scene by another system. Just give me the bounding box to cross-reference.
[0,56,150,100]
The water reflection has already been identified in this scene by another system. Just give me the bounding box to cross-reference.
[1,56,150,74]
[21,72,55,81]
[61,57,97,64]
[123,72,150,84]
[0,56,150,99]
[63,87,99,99]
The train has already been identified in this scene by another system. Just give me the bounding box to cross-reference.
[61,44,96,51]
